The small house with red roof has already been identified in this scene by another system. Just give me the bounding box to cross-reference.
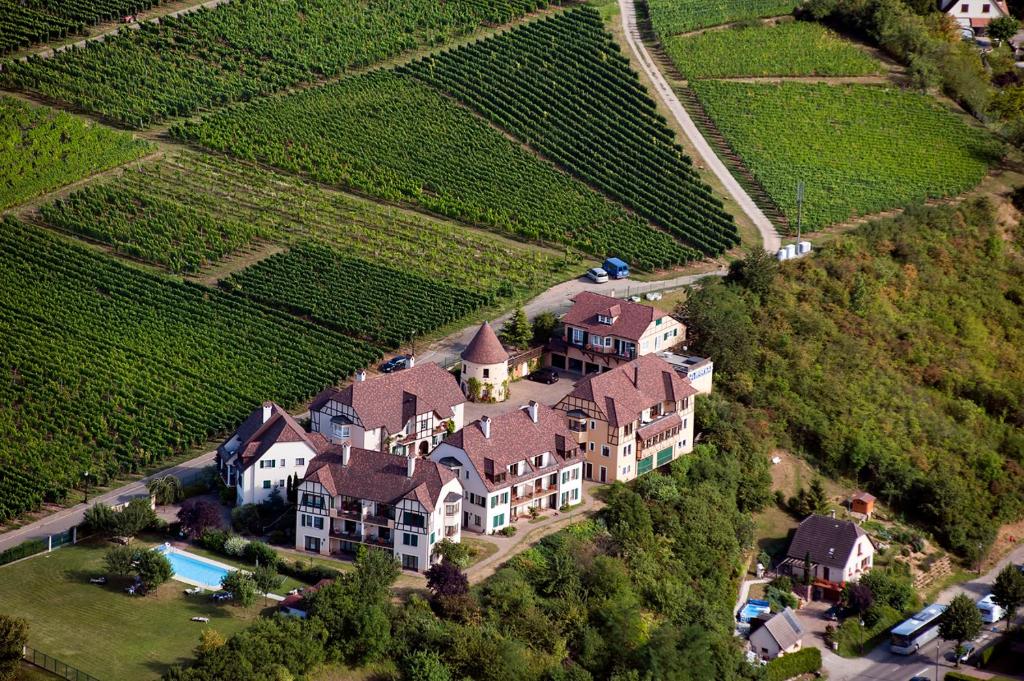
[217,402,329,505]
[942,0,1010,36]
[460,321,510,402]
[295,444,463,572]
[278,578,334,618]
[548,292,685,375]
[430,402,584,533]
[309,363,465,458]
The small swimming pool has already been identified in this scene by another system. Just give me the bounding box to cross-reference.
[738,599,771,623]
[155,545,231,589]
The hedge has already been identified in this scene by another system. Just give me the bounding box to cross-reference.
[0,538,47,566]
[945,672,1018,681]
[764,647,821,681]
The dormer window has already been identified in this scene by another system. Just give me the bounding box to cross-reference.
[597,314,613,325]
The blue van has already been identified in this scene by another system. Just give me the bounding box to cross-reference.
[603,257,629,279]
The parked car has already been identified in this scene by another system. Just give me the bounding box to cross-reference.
[909,676,930,681]
[602,257,630,279]
[586,267,609,283]
[378,355,410,373]
[629,295,641,302]
[528,368,559,384]
[957,642,976,663]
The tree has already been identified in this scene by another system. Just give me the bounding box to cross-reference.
[0,615,28,681]
[244,541,279,569]
[178,498,223,539]
[844,583,874,615]
[432,538,473,569]
[253,564,284,606]
[221,570,258,608]
[115,497,158,539]
[677,282,757,375]
[500,307,532,350]
[990,15,1020,43]
[802,551,813,587]
[148,475,183,506]
[939,593,982,666]
[531,311,558,344]
[196,628,226,656]
[726,247,778,298]
[136,550,174,590]
[402,650,453,681]
[351,546,400,601]
[83,503,118,536]
[426,559,469,599]
[104,544,137,576]
[992,562,1024,630]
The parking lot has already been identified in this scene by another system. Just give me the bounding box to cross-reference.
[463,371,579,422]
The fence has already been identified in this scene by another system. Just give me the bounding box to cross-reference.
[23,646,101,681]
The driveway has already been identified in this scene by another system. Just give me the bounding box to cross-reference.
[463,374,579,422]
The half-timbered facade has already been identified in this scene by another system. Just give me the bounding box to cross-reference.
[430,402,584,534]
[554,355,696,484]
[295,444,462,572]
[309,363,465,458]
[217,402,329,505]
[547,292,685,375]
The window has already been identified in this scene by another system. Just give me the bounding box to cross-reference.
[301,493,324,509]
[403,511,426,528]
[501,491,509,504]
[262,480,271,489]
[604,337,612,347]
[572,488,579,501]
[464,470,470,480]
[301,514,310,527]
[622,465,631,475]
[655,318,662,326]
[296,458,305,467]
[571,328,584,344]
[601,445,610,458]
[623,422,634,435]
[591,335,602,347]
[483,368,490,378]
[490,495,500,508]
[403,533,419,547]
[430,531,436,544]
[259,460,276,469]
[474,514,482,527]
[313,516,323,530]
[445,503,459,516]
[493,513,505,528]
[983,2,991,10]
[305,536,321,552]
[590,420,596,430]
[624,444,633,456]
[402,555,419,571]
[561,471,569,484]
[279,459,285,467]
[278,479,285,487]
[960,2,968,9]
[589,442,595,452]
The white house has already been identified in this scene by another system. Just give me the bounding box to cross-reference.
[430,402,584,534]
[780,514,875,601]
[749,608,804,660]
[295,444,463,573]
[309,362,465,457]
[941,0,1010,35]
[217,402,328,505]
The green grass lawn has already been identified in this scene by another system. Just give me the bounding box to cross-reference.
[461,537,500,568]
[0,541,266,680]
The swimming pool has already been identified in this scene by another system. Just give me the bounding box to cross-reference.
[155,545,232,589]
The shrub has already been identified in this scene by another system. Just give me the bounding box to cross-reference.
[223,535,249,557]
[280,559,342,584]
[0,539,46,567]
[231,504,262,534]
[244,540,279,568]
[198,528,229,553]
[432,539,473,569]
[219,486,237,506]
[763,647,821,681]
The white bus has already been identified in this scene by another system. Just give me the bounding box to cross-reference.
[890,603,948,654]
[977,594,1006,623]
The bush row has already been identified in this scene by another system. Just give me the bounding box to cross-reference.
[764,647,821,681]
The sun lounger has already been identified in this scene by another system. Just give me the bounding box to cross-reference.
[89,577,107,584]
[190,617,210,623]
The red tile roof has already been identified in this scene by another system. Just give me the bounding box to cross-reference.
[279,578,334,610]
[786,515,869,568]
[310,363,464,434]
[852,491,876,503]
[562,291,671,342]
[219,402,328,471]
[302,446,455,512]
[441,404,581,491]
[562,355,696,428]
[461,321,509,365]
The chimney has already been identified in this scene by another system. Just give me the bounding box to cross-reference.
[633,365,640,388]
[262,401,273,423]
[480,415,491,439]
[355,369,366,382]
[831,509,836,519]
[342,443,351,467]
[408,355,415,368]
[407,455,416,478]
[527,400,539,423]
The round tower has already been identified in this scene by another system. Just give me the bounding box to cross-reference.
[460,321,509,402]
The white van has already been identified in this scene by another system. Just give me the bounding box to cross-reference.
[977,594,1006,623]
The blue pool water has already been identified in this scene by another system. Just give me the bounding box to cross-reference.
[738,599,771,623]
[156,546,230,588]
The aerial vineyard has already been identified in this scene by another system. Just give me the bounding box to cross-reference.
[226,244,492,348]
[64,153,569,296]
[647,0,797,36]
[173,72,695,270]
[0,218,381,523]
[1,0,543,127]
[0,95,150,209]
[0,0,163,54]
[664,21,882,78]
[403,7,740,256]
[690,81,1002,228]
[40,183,257,273]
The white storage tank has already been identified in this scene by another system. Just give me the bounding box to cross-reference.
[776,249,789,261]
[797,241,812,255]
[785,244,797,259]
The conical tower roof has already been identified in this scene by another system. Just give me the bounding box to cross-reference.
[461,321,509,365]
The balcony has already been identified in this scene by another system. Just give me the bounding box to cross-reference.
[363,513,394,527]
[329,530,394,549]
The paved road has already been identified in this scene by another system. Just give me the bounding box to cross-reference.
[617,0,781,253]
[0,452,215,555]
[419,267,726,366]
[820,540,1024,681]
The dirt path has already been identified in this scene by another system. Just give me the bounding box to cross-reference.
[618,0,780,253]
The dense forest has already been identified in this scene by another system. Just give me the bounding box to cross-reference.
[683,198,1024,561]
[164,441,770,681]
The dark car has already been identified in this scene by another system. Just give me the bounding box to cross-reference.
[528,368,559,384]
[379,355,410,373]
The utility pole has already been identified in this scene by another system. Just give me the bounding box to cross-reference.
[795,180,804,246]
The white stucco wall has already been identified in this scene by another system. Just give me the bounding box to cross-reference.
[461,360,509,402]
[238,441,316,505]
